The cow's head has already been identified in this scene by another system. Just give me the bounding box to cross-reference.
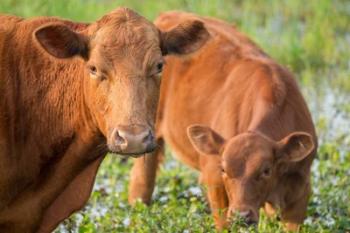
[187,125,314,225]
[34,8,209,156]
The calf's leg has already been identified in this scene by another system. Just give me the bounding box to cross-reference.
[128,138,164,205]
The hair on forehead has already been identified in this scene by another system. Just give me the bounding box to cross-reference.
[97,7,143,25]
[94,7,158,46]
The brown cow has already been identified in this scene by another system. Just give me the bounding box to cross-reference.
[128,11,317,231]
[0,8,209,233]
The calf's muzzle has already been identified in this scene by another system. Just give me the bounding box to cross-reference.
[228,207,258,226]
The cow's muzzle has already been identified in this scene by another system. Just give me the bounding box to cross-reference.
[109,124,156,156]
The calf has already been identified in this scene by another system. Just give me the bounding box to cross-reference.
[0,8,209,233]
[128,11,317,231]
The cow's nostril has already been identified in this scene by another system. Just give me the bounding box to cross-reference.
[115,131,127,146]
[110,125,156,154]
[142,131,154,144]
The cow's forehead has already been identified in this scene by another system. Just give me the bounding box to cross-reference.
[93,8,159,48]
[97,7,149,26]
[222,133,274,177]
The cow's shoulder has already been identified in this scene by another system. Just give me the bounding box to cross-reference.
[0,15,64,33]
[255,61,292,107]
[14,16,88,36]
[0,14,23,31]
[229,58,291,109]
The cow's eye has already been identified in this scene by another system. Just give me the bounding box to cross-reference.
[262,167,271,177]
[156,62,164,73]
[88,65,98,77]
[221,167,225,173]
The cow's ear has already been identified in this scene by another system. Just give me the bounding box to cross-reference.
[187,125,225,155]
[276,132,314,162]
[160,20,210,55]
[34,24,89,59]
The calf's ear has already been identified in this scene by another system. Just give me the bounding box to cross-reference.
[276,132,314,162]
[160,20,210,55]
[34,23,89,59]
[187,125,225,155]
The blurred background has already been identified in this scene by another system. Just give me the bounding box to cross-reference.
[1,0,349,232]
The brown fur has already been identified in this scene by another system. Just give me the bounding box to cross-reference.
[0,8,209,233]
[129,11,317,231]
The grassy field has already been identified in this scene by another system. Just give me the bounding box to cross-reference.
[1,0,350,232]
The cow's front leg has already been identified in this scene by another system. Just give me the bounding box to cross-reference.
[0,135,101,233]
[264,202,277,218]
[0,196,43,233]
[206,184,229,231]
[38,156,105,233]
[128,138,164,205]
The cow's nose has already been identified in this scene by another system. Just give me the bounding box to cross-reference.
[112,125,156,155]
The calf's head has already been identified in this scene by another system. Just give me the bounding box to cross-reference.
[188,125,314,225]
[34,8,209,155]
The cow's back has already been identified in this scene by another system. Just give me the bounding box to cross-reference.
[155,12,316,169]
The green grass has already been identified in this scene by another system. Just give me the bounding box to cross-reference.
[1,0,349,232]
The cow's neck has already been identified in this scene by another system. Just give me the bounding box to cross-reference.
[6,33,104,163]
[0,18,107,210]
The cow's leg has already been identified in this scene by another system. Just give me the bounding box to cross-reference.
[0,135,102,233]
[264,202,277,218]
[128,138,164,205]
[281,187,310,232]
[200,162,228,230]
[0,156,103,233]
[37,156,104,233]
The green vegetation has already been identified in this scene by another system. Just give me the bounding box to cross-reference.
[1,0,349,232]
